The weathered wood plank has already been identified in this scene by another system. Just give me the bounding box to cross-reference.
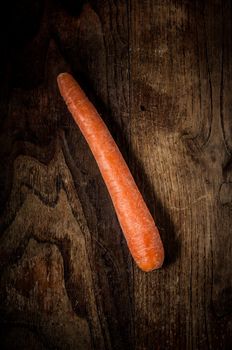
[0,1,133,349]
[129,0,232,349]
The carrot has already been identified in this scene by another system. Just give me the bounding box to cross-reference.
[57,73,164,271]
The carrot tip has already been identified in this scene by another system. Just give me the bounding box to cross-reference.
[57,72,69,82]
[138,251,165,272]
[139,262,163,272]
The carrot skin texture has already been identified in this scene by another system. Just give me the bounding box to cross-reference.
[57,73,164,271]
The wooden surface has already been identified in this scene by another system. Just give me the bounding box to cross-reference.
[0,0,231,349]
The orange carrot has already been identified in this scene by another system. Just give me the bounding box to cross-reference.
[57,73,164,271]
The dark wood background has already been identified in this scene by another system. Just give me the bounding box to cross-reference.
[0,0,231,349]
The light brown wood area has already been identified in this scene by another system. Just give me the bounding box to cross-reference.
[0,1,231,349]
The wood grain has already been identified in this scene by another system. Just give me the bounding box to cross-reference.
[0,0,231,349]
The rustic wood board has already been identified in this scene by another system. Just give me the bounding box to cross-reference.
[0,0,231,349]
